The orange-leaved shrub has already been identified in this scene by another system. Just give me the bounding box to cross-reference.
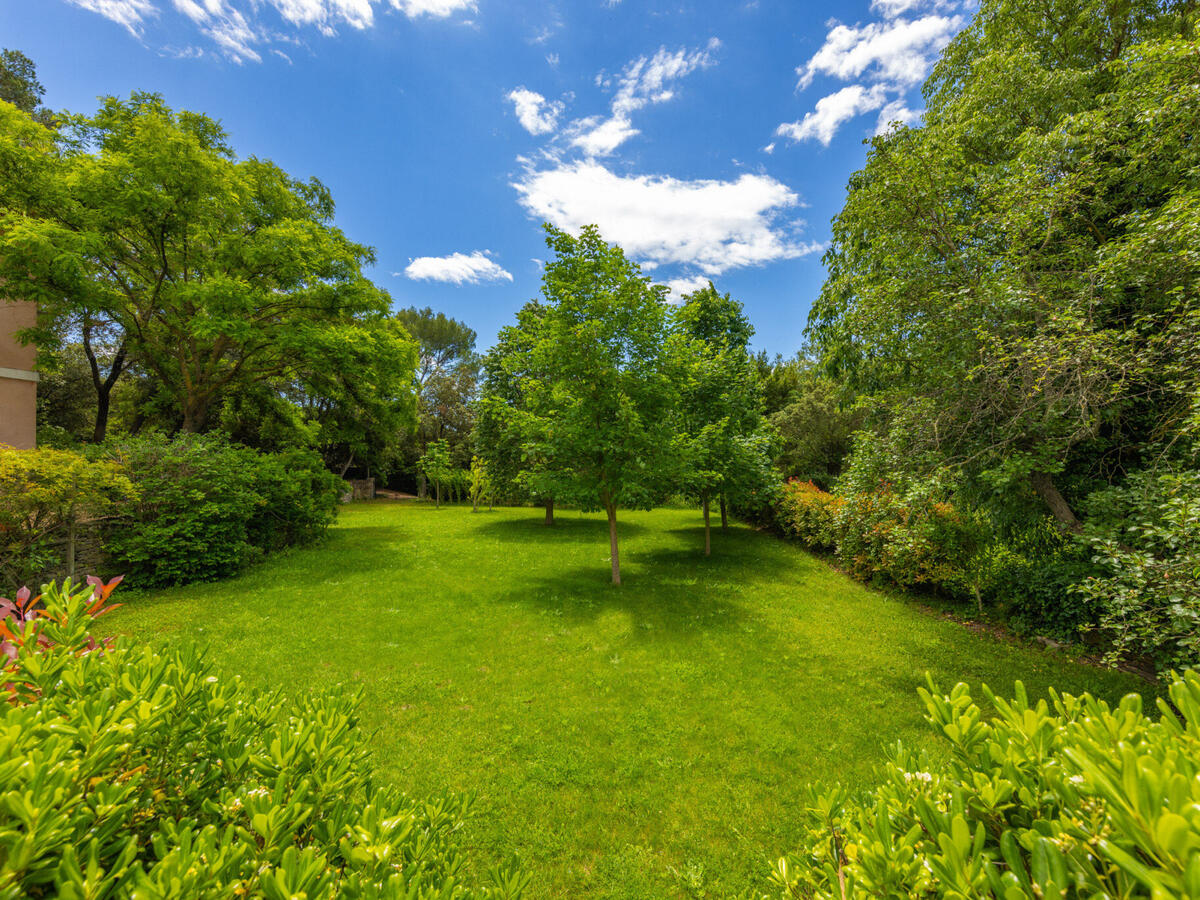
[774,477,982,597]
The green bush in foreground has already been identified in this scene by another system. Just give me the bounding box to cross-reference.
[0,579,527,899]
[760,675,1200,899]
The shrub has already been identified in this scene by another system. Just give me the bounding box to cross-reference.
[777,480,841,549]
[0,578,528,899]
[103,433,264,586]
[246,447,344,553]
[761,674,1200,899]
[1076,467,1200,674]
[0,445,135,591]
[104,433,343,587]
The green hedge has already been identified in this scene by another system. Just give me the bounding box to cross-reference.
[104,433,344,587]
[0,578,528,899]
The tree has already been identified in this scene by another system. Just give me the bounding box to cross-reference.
[0,49,53,125]
[417,439,452,509]
[807,0,1197,532]
[518,224,684,584]
[674,282,773,554]
[765,357,861,489]
[1,93,391,438]
[395,306,478,494]
[468,455,491,512]
[475,299,557,523]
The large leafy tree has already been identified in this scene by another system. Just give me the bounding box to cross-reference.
[674,282,773,553]
[394,306,478,492]
[0,48,53,125]
[475,299,557,521]
[1,93,393,437]
[518,224,685,584]
[809,0,1198,531]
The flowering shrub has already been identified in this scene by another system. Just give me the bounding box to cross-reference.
[776,480,841,549]
[773,476,980,596]
[761,673,1200,898]
[0,578,528,898]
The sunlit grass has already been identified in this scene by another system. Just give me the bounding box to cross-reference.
[105,502,1146,899]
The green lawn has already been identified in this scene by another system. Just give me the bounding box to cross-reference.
[104,502,1146,898]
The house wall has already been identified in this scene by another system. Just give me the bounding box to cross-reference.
[0,300,38,449]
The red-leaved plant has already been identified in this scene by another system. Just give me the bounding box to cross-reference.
[0,575,122,702]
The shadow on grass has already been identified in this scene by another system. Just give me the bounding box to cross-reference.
[486,535,796,641]
[472,513,647,543]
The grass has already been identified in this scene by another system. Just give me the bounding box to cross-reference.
[104,502,1146,898]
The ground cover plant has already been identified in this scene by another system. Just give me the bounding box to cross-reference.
[102,502,1147,899]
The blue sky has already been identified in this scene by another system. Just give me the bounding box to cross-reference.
[2,0,968,357]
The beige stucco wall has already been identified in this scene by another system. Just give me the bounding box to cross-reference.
[0,300,37,449]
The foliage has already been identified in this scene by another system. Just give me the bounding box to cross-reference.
[776,480,841,550]
[762,672,1199,899]
[799,0,1200,657]
[0,577,527,899]
[475,300,550,507]
[1077,466,1200,673]
[764,360,861,489]
[508,224,687,582]
[0,48,53,124]
[0,445,135,591]
[469,456,491,512]
[245,447,345,553]
[104,433,341,587]
[417,439,453,508]
[1,575,121,692]
[674,282,775,554]
[397,306,479,490]
[0,92,401,439]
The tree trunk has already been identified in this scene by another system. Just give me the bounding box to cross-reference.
[719,495,728,532]
[544,498,555,525]
[1030,470,1082,534]
[703,497,711,557]
[606,502,621,585]
[82,329,126,444]
[339,452,355,478]
[435,480,441,509]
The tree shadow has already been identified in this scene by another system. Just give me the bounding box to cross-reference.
[472,513,647,543]
[488,535,795,642]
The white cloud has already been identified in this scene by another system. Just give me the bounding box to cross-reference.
[762,141,776,154]
[508,88,564,136]
[875,98,922,133]
[777,84,887,146]
[776,7,963,146]
[270,0,375,32]
[870,0,957,18]
[65,0,157,33]
[567,40,720,157]
[797,14,962,90]
[665,275,712,302]
[513,160,819,276]
[404,251,514,285]
[73,0,474,61]
[389,0,475,17]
